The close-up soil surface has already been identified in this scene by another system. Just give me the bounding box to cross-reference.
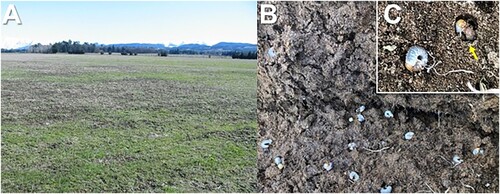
[258,1,498,192]
[377,1,499,92]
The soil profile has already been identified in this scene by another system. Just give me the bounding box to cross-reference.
[258,1,498,192]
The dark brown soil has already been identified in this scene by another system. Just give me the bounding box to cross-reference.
[377,1,499,93]
[258,1,498,192]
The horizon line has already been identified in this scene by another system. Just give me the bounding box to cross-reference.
[2,39,258,49]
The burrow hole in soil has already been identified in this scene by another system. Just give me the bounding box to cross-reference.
[455,14,478,31]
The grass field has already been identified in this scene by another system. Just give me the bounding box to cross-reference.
[1,53,257,192]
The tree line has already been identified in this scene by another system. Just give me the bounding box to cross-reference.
[50,40,97,54]
[51,40,162,54]
[230,51,257,59]
[157,49,256,59]
[24,40,158,54]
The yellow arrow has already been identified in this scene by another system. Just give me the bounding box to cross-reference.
[469,45,478,61]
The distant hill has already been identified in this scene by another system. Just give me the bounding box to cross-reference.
[210,42,256,52]
[1,44,31,52]
[18,44,32,50]
[106,42,257,53]
[175,43,211,51]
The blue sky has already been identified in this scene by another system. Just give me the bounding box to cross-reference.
[1,1,257,48]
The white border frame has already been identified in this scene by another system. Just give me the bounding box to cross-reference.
[375,0,500,94]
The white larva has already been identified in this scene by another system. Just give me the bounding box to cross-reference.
[267,47,276,58]
[456,19,466,35]
[405,46,429,72]
[260,139,272,149]
[455,19,476,41]
[404,132,414,140]
[323,162,333,171]
[349,171,360,181]
[274,156,284,169]
[274,156,282,164]
[348,142,357,151]
[472,148,480,155]
[384,110,394,118]
[380,185,392,193]
[357,114,365,122]
[356,105,366,113]
[452,155,463,165]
